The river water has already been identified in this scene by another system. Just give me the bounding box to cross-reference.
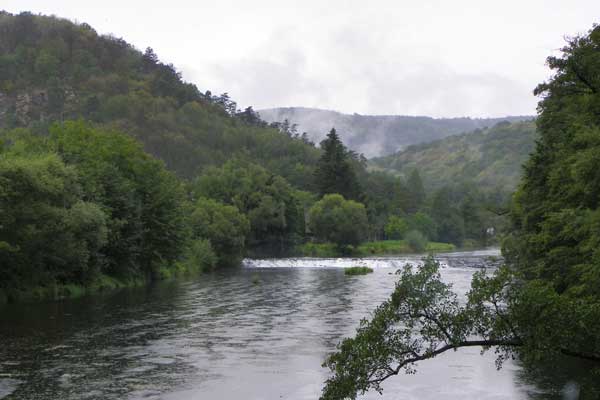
[0,250,596,399]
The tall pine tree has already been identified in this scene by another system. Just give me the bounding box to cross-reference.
[314,129,362,201]
[406,169,425,213]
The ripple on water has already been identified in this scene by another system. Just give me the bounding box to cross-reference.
[1,249,596,400]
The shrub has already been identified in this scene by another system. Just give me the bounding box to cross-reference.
[405,230,427,253]
[180,239,218,273]
[308,194,369,248]
[344,266,374,276]
[384,215,409,240]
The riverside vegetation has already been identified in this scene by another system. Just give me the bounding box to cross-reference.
[321,23,600,399]
[0,11,509,303]
[0,8,598,400]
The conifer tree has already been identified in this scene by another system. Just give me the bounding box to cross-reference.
[314,128,361,201]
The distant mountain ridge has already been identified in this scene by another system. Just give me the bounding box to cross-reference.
[371,120,537,192]
[258,107,533,158]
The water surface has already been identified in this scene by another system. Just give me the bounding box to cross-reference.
[0,250,595,399]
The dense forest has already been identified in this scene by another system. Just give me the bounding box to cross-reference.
[0,10,320,187]
[321,23,600,399]
[372,120,537,192]
[1,7,599,400]
[259,107,531,157]
[0,11,513,303]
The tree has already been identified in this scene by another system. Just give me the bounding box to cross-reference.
[321,24,600,400]
[189,197,249,266]
[406,169,425,213]
[384,215,408,240]
[193,159,305,249]
[407,211,437,240]
[49,121,188,278]
[430,186,465,245]
[506,24,600,295]
[314,129,362,201]
[405,230,427,252]
[141,47,158,72]
[321,259,600,400]
[0,153,108,286]
[236,106,264,126]
[308,194,368,249]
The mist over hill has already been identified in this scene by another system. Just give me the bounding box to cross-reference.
[371,120,537,192]
[259,107,533,158]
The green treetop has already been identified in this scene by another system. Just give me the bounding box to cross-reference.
[314,129,362,201]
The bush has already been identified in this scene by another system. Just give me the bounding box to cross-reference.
[405,230,427,253]
[180,239,218,273]
[296,242,340,257]
[344,266,374,276]
[384,215,409,240]
[189,197,249,266]
[407,212,437,240]
[308,194,369,248]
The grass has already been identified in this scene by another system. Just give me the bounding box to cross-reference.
[296,240,455,258]
[295,242,342,257]
[344,266,374,275]
[358,240,455,256]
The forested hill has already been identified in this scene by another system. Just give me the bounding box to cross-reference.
[370,120,536,192]
[258,107,532,157]
[0,12,320,186]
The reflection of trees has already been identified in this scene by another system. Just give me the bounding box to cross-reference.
[516,357,600,399]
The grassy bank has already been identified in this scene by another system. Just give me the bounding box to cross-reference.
[296,240,456,258]
[358,240,455,255]
[0,261,207,306]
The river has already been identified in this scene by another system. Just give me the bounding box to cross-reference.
[0,250,595,399]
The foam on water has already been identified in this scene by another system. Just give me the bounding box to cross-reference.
[242,247,502,270]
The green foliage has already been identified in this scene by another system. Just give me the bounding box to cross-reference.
[321,258,600,400]
[0,12,321,187]
[321,24,600,400]
[405,230,427,253]
[193,159,304,250]
[314,129,362,201]
[406,212,437,240]
[178,239,218,273]
[357,240,410,255]
[297,240,454,257]
[260,107,530,159]
[430,186,466,245]
[308,194,369,249]
[373,120,537,193]
[295,242,340,257]
[0,152,108,286]
[49,121,188,278]
[0,121,188,292]
[384,215,409,240]
[405,169,425,212]
[189,197,249,266]
[344,266,373,276]
[505,24,600,296]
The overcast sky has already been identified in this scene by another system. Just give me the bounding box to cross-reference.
[4,1,600,117]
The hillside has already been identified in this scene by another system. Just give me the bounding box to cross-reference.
[0,11,320,187]
[371,120,537,192]
[259,107,532,157]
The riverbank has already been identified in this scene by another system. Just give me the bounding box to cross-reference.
[0,262,204,306]
[295,240,456,258]
[3,249,583,400]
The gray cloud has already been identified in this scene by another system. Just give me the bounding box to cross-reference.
[4,0,600,117]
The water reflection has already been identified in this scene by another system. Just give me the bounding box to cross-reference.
[0,251,597,399]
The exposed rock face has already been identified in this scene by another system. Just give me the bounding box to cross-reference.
[0,88,69,127]
[15,93,32,125]
[0,91,7,122]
